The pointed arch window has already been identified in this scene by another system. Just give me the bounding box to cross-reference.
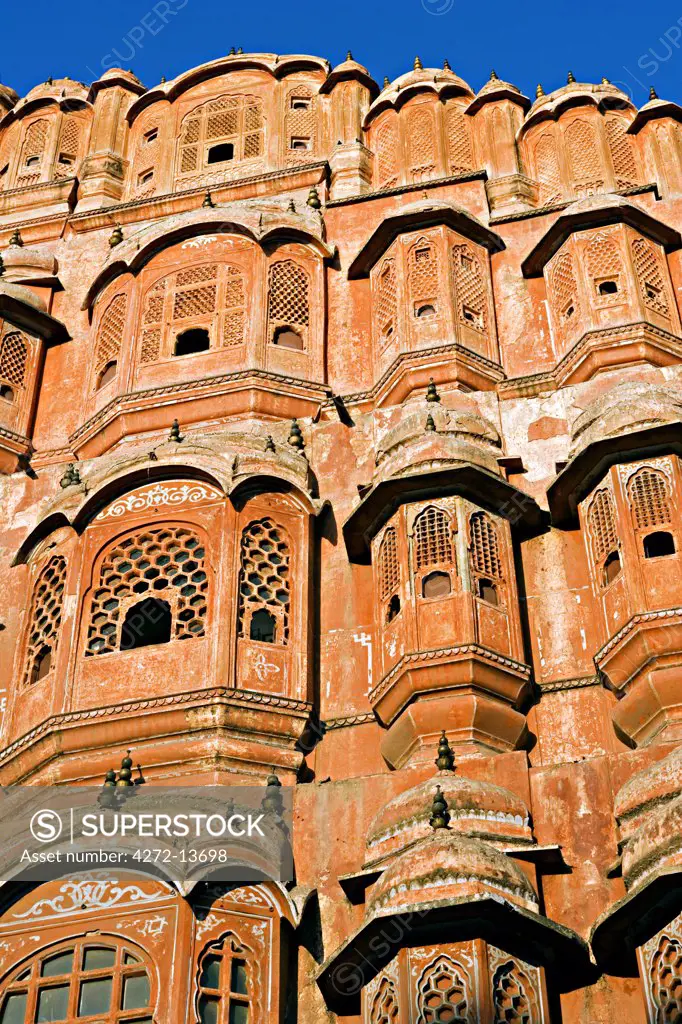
[408,239,439,320]
[627,466,676,559]
[94,292,127,389]
[375,258,398,347]
[267,260,310,348]
[406,106,436,182]
[492,959,539,1024]
[369,975,400,1023]
[534,132,562,206]
[445,104,474,175]
[549,251,580,328]
[470,511,505,606]
[375,116,399,189]
[585,235,625,305]
[237,518,290,646]
[0,329,28,391]
[23,554,67,685]
[197,934,256,1024]
[416,955,469,1024]
[587,488,621,587]
[564,119,604,196]
[414,506,452,571]
[631,238,671,317]
[605,115,640,189]
[452,244,487,334]
[379,527,400,601]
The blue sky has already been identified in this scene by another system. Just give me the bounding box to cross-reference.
[2,0,682,108]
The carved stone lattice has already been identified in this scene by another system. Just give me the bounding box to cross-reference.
[370,975,400,1022]
[446,105,474,175]
[85,526,208,655]
[492,959,536,1024]
[176,94,264,187]
[17,118,48,186]
[534,132,563,205]
[237,518,291,644]
[379,526,400,600]
[549,251,579,327]
[0,329,28,387]
[376,117,399,188]
[409,238,439,311]
[564,119,604,196]
[632,238,670,317]
[587,488,619,563]
[470,510,503,579]
[285,85,317,162]
[628,467,672,529]
[407,106,436,181]
[23,555,67,685]
[650,934,682,1022]
[585,234,625,304]
[452,244,487,334]
[53,117,81,179]
[267,259,310,343]
[95,292,127,372]
[605,115,640,188]
[416,956,469,1024]
[414,506,452,569]
[375,258,398,347]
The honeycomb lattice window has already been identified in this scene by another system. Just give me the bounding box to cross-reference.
[131,117,160,199]
[564,119,604,196]
[267,260,310,345]
[470,511,503,579]
[237,518,290,645]
[417,957,469,1024]
[452,244,487,333]
[587,488,619,563]
[650,934,682,1022]
[17,118,49,186]
[375,118,399,189]
[85,526,208,656]
[492,961,536,1024]
[534,133,563,206]
[94,293,127,374]
[632,238,670,317]
[139,262,245,363]
[0,123,19,192]
[406,106,436,181]
[585,235,625,304]
[0,330,28,387]
[605,116,640,188]
[446,105,474,175]
[414,506,452,570]
[628,467,672,530]
[370,977,400,1023]
[375,259,398,346]
[53,116,81,179]
[550,251,580,327]
[23,555,67,685]
[176,94,264,186]
[379,527,400,600]
[285,86,316,161]
[409,239,439,313]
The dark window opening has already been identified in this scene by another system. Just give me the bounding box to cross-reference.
[416,303,436,318]
[291,98,311,110]
[564,304,575,319]
[207,142,234,164]
[290,137,311,150]
[422,570,452,599]
[138,169,154,185]
[0,164,8,178]
[386,594,401,623]
[643,531,676,558]
[175,328,210,356]
[383,322,394,338]
[598,279,618,295]
[0,384,14,402]
[25,155,40,167]
[250,608,276,643]
[120,598,171,651]
[31,646,52,683]
[477,578,499,606]
[96,361,117,390]
[144,129,158,144]
[603,550,622,585]
[272,327,304,350]
[460,254,473,271]
[231,960,248,995]
[646,283,661,301]
[57,153,74,166]
[462,305,482,326]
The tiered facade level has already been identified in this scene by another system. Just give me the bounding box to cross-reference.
[2,50,682,1023]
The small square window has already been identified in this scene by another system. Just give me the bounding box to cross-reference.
[25,155,40,168]
[144,129,158,144]
[290,137,311,151]
[291,97,311,110]
[57,153,74,166]
[138,169,154,185]
[462,304,483,327]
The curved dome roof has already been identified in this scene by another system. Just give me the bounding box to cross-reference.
[24,77,88,103]
[568,380,682,460]
[467,71,530,115]
[522,79,634,135]
[366,62,473,125]
[615,745,682,825]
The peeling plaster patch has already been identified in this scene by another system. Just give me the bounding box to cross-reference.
[352,632,372,694]
[580,628,587,650]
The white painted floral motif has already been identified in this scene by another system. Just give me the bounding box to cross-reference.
[181,236,218,249]
[96,482,223,520]
[13,875,169,919]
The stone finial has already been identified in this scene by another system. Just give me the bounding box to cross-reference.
[288,418,305,452]
[649,86,658,101]
[567,70,576,84]
[8,227,23,248]
[169,419,183,443]
[287,198,296,212]
[490,69,499,80]
[116,751,134,787]
[346,50,353,61]
[108,224,123,248]
[229,47,236,55]
[435,730,455,772]
[265,434,276,452]
[306,186,321,209]
[237,47,243,54]
[425,377,440,403]
[103,768,117,788]
[160,75,166,84]
[383,76,390,88]
[425,413,436,432]
[535,83,545,98]
[262,771,284,815]
[429,785,451,830]
[601,76,610,84]
[414,55,423,71]
[59,463,81,488]
[202,189,215,208]
[443,59,451,71]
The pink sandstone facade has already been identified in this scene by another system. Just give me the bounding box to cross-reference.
[0,50,682,1022]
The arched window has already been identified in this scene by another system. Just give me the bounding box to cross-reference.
[628,467,672,530]
[416,956,469,1024]
[445,105,474,175]
[649,933,682,1023]
[632,238,670,317]
[374,116,399,189]
[267,260,310,348]
[406,106,436,182]
[375,258,398,347]
[605,116,640,189]
[492,959,539,1024]
[94,292,127,388]
[54,116,82,179]
[0,939,153,1024]
[587,488,621,587]
[408,239,439,320]
[452,244,487,335]
[585,235,625,304]
[470,512,504,606]
[414,506,452,570]
[23,555,67,685]
[176,94,264,185]
[564,119,604,196]
[237,518,290,646]
[549,251,580,328]
[369,975,400,1023]
[85,526,208,656]
[16,118,49,187]
[422,570,451,599]
[534,132,562,206]
[379,527,400,602]
[0,329,28,391]
[197,934,256,1024]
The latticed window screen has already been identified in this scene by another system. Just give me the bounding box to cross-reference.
[446,105,474,175]
[285,86,316,158]
[379,527,400,600]
[23,555,67,685]
[375,118,399,189]
[370,977,400,1023]
[406,106,436,181]
[85,527,208,656]
[53,117,81,179]
[649,933,682,1023]
[177,94,264,184]
[0,122,19,191]
[587,489,619,564]
[534,133,563,206]
[632,238,670,317]
[267,260,310,343]
[452,244,487,333]
[17,118,49,186]
[414,507,451,569]
[585,235,625,301]
[0,330,28,387]
[564,119,604,195]
[131,118,160,198]
[605,116,640,189]
[139,262,246,363]
[237,518,291,645]
[409,240,439,311]
[550,252,579,327]
[95,293,127,373]
[492,961,537,1024]
[375,259,398,346]
[628,467,672,530]
[470,511,503,579]
[417,957,469,1024]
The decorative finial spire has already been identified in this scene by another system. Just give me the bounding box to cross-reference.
[168,419,182,443]
[59,463,81,488]
[567,70,576,84]
[103,768,117,788]
[8,227,23,248]
[237,47,243,54]
[287,198,296,212]
[288,418,305,452]
[116,751,134,788]
[601,76,610,84]
[536,83,545,99]
[429,785,451,830]
[262,771,284,815]
[649,86,658,101]
[346,50,353,61]
[108,224,123,248]
[490,69,499,80]
[160,75,166,84]
[443,59,451,71]
[435,730,455,772]
[383,76,390,88]
[202,189,214,208]
[306,186,321,209]
[414,55,423,71]
[425,413,436,432]
[425,377,440,403]
[229,47,236,55]
[265,434,276,453]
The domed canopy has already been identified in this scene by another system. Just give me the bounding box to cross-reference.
[615,744,682,825]
[628,89,682,133]
[88,67,146,101]
[522,77,633,134]
[0,83,18,114]
[466,70,530,115]
[365,62,473,126]
[319,52,378,98]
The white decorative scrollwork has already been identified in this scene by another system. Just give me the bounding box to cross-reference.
[181,236,218,249]
[12,875,170,919]
[95,482,223,520]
